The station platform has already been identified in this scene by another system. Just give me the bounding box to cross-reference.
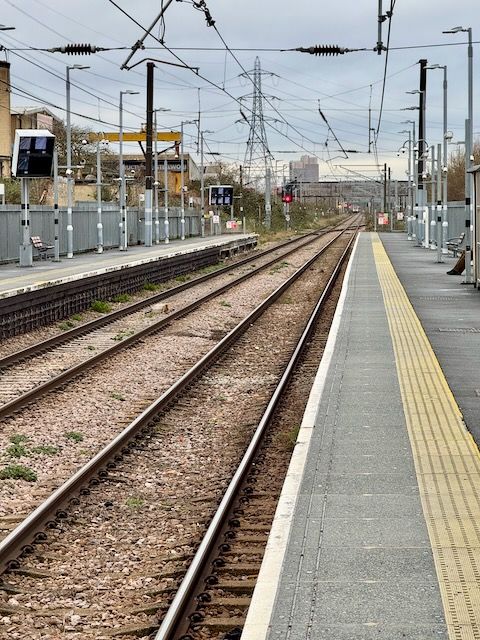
[242,232,480,640]
[0,233,256,300]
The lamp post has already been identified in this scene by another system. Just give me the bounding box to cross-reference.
[443,26,473,282]
[153,107,171,244]
[402,119,417,239]
[119,89,139,250]
[96,137,108,254]
[426,64,449,254]
[179,120,197,241]
[154,111,160,244]
[66,64,90,258]
[398,131,412,238]
[200,130,213,238]
[407,68,428,248]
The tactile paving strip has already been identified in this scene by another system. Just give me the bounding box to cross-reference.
[372,234,480,640]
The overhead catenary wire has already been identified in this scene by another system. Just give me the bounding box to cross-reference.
[375,0,394,136]
[106,0,332,163]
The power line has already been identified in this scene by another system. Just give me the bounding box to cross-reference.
[375,0,394,136]
[106,0,332,163]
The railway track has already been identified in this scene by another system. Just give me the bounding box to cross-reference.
[0,221,358,548]
[0,222,358,638]
[0,221,353,421]
[152,230,356,640]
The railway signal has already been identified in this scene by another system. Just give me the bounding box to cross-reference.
[282,184,294,203]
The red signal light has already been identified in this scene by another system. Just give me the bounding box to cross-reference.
[282,193,293,203]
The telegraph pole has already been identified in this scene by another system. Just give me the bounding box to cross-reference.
[144,62,154,247]
[417,59,428,247]
[53,148,60,261]
[383,163,387,222]
[265,168,271,229]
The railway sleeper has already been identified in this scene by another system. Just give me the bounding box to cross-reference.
[10,567,51,578]
[223,547,265,557]
[214,597,251,609]
[0,602,29,615]
[214,563,261,576]
[0,580,23,595]
[214,579,256,594]
[103,621,159,638]
[125,600,170,615]
[194,616,246,632]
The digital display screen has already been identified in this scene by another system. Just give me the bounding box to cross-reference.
[209,185,234,206]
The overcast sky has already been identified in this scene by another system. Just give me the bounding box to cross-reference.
[1,0,479,181]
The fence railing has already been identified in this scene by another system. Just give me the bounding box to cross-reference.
[0,205,203,263]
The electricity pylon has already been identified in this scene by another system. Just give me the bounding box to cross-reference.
[241,57,274,189]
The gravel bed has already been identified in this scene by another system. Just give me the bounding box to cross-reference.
[0,235,351,638]
[0,235,308,361]
[0,236,320,407]
[0,232,340,528]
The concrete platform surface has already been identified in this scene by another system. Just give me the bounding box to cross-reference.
[0,233,255,299]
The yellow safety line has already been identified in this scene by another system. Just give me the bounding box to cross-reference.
[372,234,480,640]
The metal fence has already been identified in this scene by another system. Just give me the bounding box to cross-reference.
[0,204,202,263]
[445,201,466,240]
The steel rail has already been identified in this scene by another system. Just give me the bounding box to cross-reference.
[0,227,352,575]
[0,217,358,371]
[0,233,318,370]
[153,230,358,640]
[0,225,350,421]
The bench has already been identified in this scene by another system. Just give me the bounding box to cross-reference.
[30,236,54,260]
[446,232,466,257]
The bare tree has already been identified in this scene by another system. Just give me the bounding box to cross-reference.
[448,140,480,201]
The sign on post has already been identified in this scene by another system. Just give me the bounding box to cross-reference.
[12,129,55,178]
[209,185,233,206]
[12,130,55,267]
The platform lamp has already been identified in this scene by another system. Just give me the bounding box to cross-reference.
[66,64,90,259]
[119,89,139,251]
[179,120,198,241]
[397,131,413,238]
[152,107,171,244]
[401,119,417,238]
[425,64,449,254]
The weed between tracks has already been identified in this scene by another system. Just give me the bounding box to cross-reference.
[31,445,58,456]
[111,293,131,303]
[112,329,135,341]
[64,431,84,443]
[0,464,37,482]
[58,320,75,331]
[90,300,112,314]
[6,434,30,458]
[6,442,29,458]
[269,260,290,275]
[276,424,300,452]
[142,282,159,292]
[125,497,145,509]
[3,434,59,462]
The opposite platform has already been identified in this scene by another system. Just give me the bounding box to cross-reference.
[242,232,480,640]
[0,233,256,299]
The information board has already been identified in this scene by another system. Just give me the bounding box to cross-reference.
[209,185,233,206]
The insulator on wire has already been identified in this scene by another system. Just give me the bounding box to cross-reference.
[295,45,347,56]
[50,44,100,55]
